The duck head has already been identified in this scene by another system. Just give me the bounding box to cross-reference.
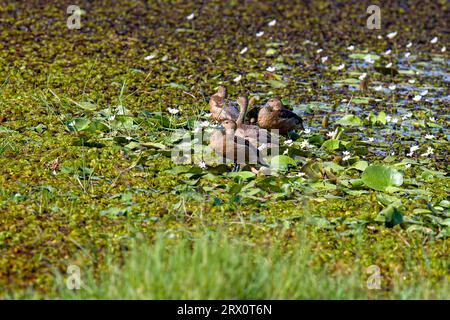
[267,97,282,110]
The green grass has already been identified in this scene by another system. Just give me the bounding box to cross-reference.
[51,233,448,300]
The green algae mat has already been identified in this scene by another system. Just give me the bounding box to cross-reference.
[0,1,449,298]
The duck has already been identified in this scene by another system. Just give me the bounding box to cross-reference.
[234,96,275,148]
[257,97,304,135]
[209,85,240,121]
[209,119,267,171]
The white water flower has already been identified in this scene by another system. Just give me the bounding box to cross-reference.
[430,37,438,44]
[386,62,393,68]
[144,54,156,60]
[406,42,412,48]
[441,46,446,52]
[347,45,355,51]
[408,79,416,84]
[421,147,434,157]
[388,84,396,91]
[321,56,328,63]
[364,55,375,64]
[186,13,195,20]
[377,35,383,40]
[385,49,392,55]
[284,139,293,146]
[359,73,367,80]
[402,112,413,120]
[303,128,311,134]
[405,163,411,169]
[405,52,411,58]
[283,148,289,155]
[326,130,337,138]
[240,47,248,55]
[266,66,276,72]
[374,85,383,91]
[233,74,242,82]
[387,31,398,39]
[168,107,180,115]
[367,137,375,142]
[424,134,435,140]
[413,95,422,102]
[336,63,345,71]
[407,145,420,157]
[199,121,210,127]
[342,151,351,161]
[429,117,436,122]
[198,160,207,169]
[203,113,212,118]
[268,19,277,27]
[316,48,323,54]
[391,117,399,124]
[385,115,392,122]
[421,89,429,96]
[300,140,311,149]
[256,31,264,37]
[296,172,306,177]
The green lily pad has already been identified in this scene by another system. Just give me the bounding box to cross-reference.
[362,165,403,191]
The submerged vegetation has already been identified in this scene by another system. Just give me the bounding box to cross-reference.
[0,1,448,298]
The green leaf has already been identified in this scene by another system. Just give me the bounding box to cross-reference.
[336,115,362,126]
[228,171,256,180]
[376,205,403,227]
[321,139,340,151]
[67,118,91,132]
[362,165,403,191]
[267,79,287,88]
[270,155,297,171]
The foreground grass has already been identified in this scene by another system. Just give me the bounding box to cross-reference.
[49,234,447,300]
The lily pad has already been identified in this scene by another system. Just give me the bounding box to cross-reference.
[362,165,403,191]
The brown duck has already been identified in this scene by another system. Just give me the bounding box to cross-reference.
[209,85,240,121]
[257,97,304,135]
[209,119,267,170]
[234,96,274,148]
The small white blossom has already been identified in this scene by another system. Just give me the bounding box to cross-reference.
[342,151,351,161]
[316,48,323,54]
[233,74,242,82]
[407,145,420,157]
[374,85,383,91]
[204,113,212,118]
[421,147,434,157]
[199,121,210,127]
[168,107,180,115]
[364,55,375,64]
[303,128,311,134]
[321,56,328,63]
[144,54,156,60]
[387,31,398,39]
[300,140,311,149]
[388,84,396,91]
[198,160,207,169]
[413,95,422,102]
[408,79,416,84]
[405,163,411,169]
[429,117,436,122]
[385,115,392,122]
[326,129,337,138]
[284,139,293,146]
[386,62,393,68]
[296,172,306,177]
[441,46,446,52]
[424,134,435,140]
[430,37,438,44]
[283,149,289,155]
[268,19,277,27]
[256,31,264,37]
[405,52,411,58]
[421,89,429,96]
[266,66,276,72]
[359,73,367,80]
[336,63,345,71]
[347,45,355,51]
[186,13,195,20]
[391,117,399,124]
[367,137,375,142]
[240,47,248,55]
[385,49,392,55]
[406,42,412,48]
